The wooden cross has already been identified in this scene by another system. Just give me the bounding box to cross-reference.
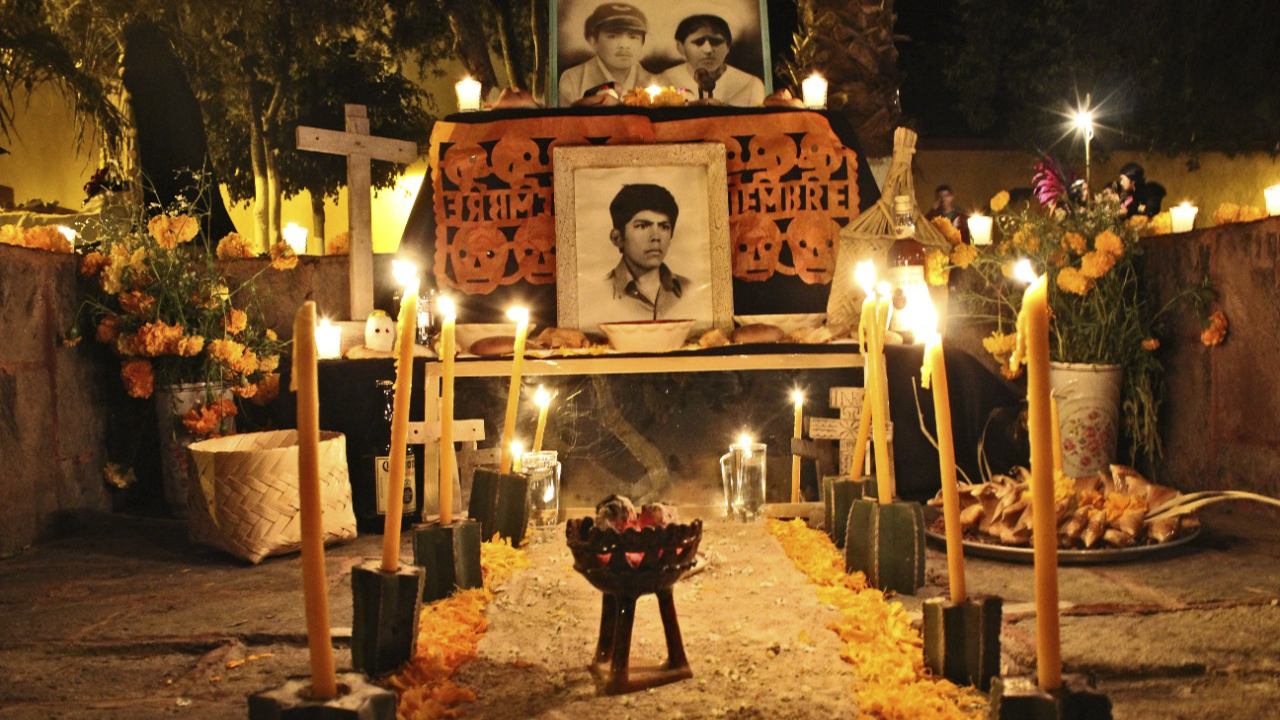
[808,387,865,476]
[296,104,419,320]
[409,373,487,518]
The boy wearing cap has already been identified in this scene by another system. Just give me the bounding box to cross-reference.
[558,2,654,105]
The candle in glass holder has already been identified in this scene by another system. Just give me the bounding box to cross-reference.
[967,214,993,246]
[498,307,531,473]
[456,76,483,111]
[315,318,342,359]
[533,386,551,452]
[1265,184,1280,217]
[1170,202,1198,233]
[283,222,308,255]
[801,74,828,109]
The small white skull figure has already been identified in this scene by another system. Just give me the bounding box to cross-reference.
[365,310,396,353]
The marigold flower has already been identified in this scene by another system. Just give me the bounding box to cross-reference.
[1127,214,1150,231]
[265,329,278,341]
[990,190,1010,213]
[1061,232,1087,255]
[0,225,21,246]
[80,251,109,277]
[1011,226,1040,252]
[269,241,298,270]
[324,232,349,256]
[930,216,962,245]
[22,226,72,253]
[259,354,280,373]
[1142,337,1161,351]
[148,214,199,249]
[924,250,950,286]
[1148,211,1173,236]
[95,315,122,344]
[176,334,205,357]
[118,291,157,318]
[251,372,281,406]
[121,359,154,399]
[1080,250,1117,279]
[229,383,258,399]
[208,338,259,374]
[1056,266,1093,295]
[215,232,257,259]
[949,243,978,269]
[651,87,686,107]
[1201,309,1229,347]
[1094,230,1124,257]
[182,398,238,437]
[133,320,185,356]
[224,309,248,335]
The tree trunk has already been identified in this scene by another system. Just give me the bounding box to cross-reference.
[310,190,326,251]
[266,146,282,246]
[247,107,270,251]
[531,0,548,101]
[437,0,500,90]
[492,2,525,90]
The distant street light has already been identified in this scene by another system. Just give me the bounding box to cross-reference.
[1073,94,1095,189]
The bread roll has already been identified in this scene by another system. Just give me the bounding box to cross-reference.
[731,323,786,344]
[535,327,590,349]
[470,336,516,357]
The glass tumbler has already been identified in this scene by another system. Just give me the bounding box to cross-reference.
[719,442,767,521]
[522,450,561,528]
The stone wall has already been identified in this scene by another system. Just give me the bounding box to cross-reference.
[1142,216,1280,496]
[0,244,110,554]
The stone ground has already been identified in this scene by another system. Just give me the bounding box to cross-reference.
[0,505,1277,719]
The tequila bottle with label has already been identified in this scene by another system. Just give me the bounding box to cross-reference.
[350,379,423,532]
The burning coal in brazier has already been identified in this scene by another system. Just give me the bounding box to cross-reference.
[565,496,702,695]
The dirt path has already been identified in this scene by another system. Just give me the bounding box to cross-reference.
[456,519,859,719]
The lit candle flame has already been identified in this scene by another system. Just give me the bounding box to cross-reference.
[791,389,804,406]
[319,317,332,329]
[535,385,551,408]
[910,289,939,342]
[855,260,876,296]
[646,84,662,99]
[511,440,524,458]
[506,306,530,323]
[437,295,456,319]
[876,281,892,298]
[392,259,419,290]
[56,226,76,247]
[1013,259,1038,285]
[736,433,753,447]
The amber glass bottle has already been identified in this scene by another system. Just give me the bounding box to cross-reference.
[885,195,927,341]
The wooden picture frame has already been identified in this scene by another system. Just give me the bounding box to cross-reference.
[553,143,732,336]
[550,0,773,107]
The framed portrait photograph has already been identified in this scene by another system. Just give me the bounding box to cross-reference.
[553,143,732,337]
[551,0,773,107]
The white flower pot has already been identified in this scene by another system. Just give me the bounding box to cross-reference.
[155,382,234,517]
[1049,362,1123,477]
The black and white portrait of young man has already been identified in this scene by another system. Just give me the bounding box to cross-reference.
[572,165,713,332]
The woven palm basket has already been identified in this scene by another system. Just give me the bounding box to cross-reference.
[187,430,356,563]
[827,127,952,335]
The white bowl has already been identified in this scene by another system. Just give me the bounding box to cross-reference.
[599,319,696,353]
[732,313,827,335]
[455,323,518,353]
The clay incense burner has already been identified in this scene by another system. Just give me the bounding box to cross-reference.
[565,517,702,694]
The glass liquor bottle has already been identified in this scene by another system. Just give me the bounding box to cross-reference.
[885,195,927,342]
[350,379,423,532]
